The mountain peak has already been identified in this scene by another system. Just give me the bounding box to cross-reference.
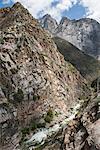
[40,14,57,23]
[13,2,23,7]
[43,14,52,18]
[12,2,30,14]
[61,16,71,21]
[40,14,100,60]
[0,2,38,29]
[60,17,71,25]
[39,14,58,33]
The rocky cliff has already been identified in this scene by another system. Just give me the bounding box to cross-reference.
[0,2,92,150]
[39,96,100,150]
[40,15,100,60]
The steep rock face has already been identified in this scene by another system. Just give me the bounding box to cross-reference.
[63,97,100,150]
[40,16,100,60]
[41,96,100,150]
[39,14,58,34]
[0,3,90,149]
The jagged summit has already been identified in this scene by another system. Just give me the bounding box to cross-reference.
[11,2,32,15]
[60,16,71,24]
[42,14,52,19]
[40,14,100,59]
[39,13,58,33]
[0,2,38,29]
[11,2,32,17]
[12,1,23,8]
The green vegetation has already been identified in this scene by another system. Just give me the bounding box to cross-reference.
[35,147,42,150]
[20,109,54,144]
[33,95,40,101]
[37,123,46,128]
[0,37,4,44]
[20,120,46,143]
[44,109,53,123]
[44,115,53,123]
[13,88,24,103]
[30,121,46,131]
[20,127,30,143]
[53,37,100,83]
[30,121,37,131]
[91,78,100,92]
[21,127,30,136]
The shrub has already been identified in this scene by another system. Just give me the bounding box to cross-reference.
[44,115,52,123]
[30,121,46,131]
[13,88,24,103]
[47,109,53,118]
[20,127,30,144]
[30,122,37,131]
[0,37,4,44]
[44,109,53,123]
[33,95,40,101]
[21,127,30,136]
[37,123,46,128]
[33,95,38,101]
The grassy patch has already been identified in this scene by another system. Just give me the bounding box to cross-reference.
[44,109,53,123]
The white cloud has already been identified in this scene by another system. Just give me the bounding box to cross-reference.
[2,0,10,4]
[13,0,56,18]
[13,0,78,21]
[80,0,100,23]
[57,0,77,10]
[12,0,100,23]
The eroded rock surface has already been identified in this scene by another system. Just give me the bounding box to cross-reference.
[0,3,90,150]
[42,97,100,150]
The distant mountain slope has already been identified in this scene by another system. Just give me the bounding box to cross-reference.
[40,15,100,60]
[53,37,100,82]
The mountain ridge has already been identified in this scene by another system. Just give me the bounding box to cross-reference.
[0,3,92,150]
[40,14,100,60]
[53,37,100,82]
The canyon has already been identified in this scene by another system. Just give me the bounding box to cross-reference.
[0,2,100,150]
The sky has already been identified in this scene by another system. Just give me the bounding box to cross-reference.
[0,0,100,23]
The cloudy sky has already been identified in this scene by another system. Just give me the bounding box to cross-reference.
[0,0,100,23]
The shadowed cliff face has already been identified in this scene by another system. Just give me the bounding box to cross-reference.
[40,15,100,60]
[53,37,100,83]
[0,2,91,150]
